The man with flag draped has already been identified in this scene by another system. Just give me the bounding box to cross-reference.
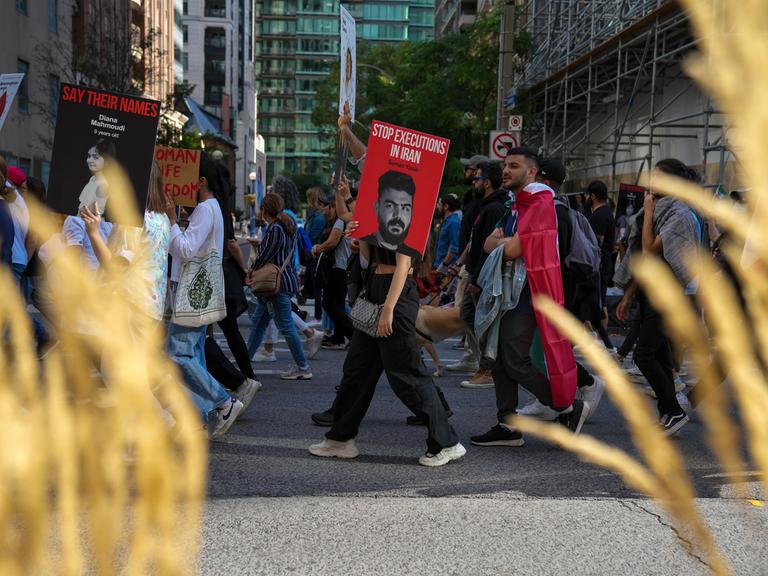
[470,147,587,447]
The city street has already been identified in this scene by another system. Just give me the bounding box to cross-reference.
[199,321,767,576]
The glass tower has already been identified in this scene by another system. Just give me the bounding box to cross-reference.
[256,0,435,178]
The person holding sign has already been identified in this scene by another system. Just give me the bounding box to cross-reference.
[309,232,464,466]
[78,139,116,216]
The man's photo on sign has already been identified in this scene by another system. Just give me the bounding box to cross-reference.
[361,170,420,259]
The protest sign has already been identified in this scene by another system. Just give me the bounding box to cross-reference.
[351,120,450,259]
[615,182,645,219]
[47,84,161,218]
[154,146,200,207]
[0,74,24,132]
[339,6,356,122]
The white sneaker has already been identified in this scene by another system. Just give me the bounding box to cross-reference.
[208,397,244,439]
[419,442,467,467]
[253,349,276,363]
[518,398,559,420]
[280,364,313,380]
[446,358,479,372]
[304,331,324,359]
[309,438,359,459]
[234,378,261,412]
[578,376,605,421]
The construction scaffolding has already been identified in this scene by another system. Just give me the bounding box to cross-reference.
[507,0,734,191]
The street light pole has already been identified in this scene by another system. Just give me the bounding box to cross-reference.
[357,63,395,82]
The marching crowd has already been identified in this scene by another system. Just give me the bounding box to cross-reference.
[0,110,728,466]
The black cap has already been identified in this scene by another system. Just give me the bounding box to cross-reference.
[586,180,608,200]
[460,154,490,168]
[539,158,566,185]
[441,193,460,212]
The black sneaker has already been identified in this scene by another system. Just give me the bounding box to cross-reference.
[406,410,453,426]
[470,424,525,447]
[556,399,589,435]
[661,411,689,436]
[311,408,335,427]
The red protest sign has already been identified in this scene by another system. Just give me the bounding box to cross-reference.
[154,146,200,207]
[352,121,450,259]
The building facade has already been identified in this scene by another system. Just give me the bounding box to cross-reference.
[132,0,177,103]
[181,0,257,209]
[0,1,178,184]
[256,0,435,180]
[0,0,75,182]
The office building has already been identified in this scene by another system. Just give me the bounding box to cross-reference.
[181,0,258,209]
[256,0,435,179]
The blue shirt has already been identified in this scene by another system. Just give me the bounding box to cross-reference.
[62,216,113,270]
[305,209,327,245]
[433,211,461,268]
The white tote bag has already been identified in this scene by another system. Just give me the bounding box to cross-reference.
[172,204,226,327]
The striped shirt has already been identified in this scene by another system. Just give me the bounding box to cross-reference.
[251,221,299,295]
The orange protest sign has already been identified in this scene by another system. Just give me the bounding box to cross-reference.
[154,146,201,207]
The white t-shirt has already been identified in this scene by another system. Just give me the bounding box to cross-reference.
[168,198,224,282]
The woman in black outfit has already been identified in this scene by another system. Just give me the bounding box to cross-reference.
[202,163,260,406]
[309,240,464,467]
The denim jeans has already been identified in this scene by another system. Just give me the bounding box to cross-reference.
[247,291,308,369]
[12,263,47,344]
[166,322,231,421]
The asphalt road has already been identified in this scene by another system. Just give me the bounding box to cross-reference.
[198,318,767,575]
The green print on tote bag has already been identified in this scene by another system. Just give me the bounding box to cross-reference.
[172,204,226,327]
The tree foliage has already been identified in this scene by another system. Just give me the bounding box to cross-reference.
[311,7,503,189]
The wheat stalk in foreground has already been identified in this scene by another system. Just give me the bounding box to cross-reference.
[517,2,768,574]
[0,165,206,575]
[518,297,731,576]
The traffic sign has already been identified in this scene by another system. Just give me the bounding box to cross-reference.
[489,131,520,160]
[508,115,523,131]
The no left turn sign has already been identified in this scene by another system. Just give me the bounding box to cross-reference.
[489,131,520,160]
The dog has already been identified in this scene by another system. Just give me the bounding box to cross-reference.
[415,304,465,377]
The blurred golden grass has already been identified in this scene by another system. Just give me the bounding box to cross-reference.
[516,2,768,574]
[0,164,206,575]
[518,297,731,576]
